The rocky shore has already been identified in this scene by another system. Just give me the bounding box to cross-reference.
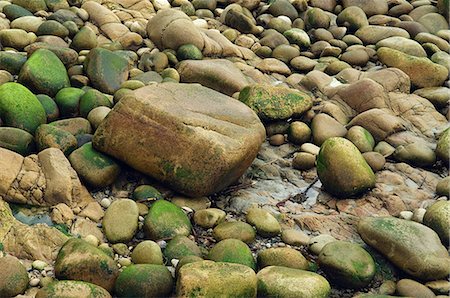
[0,0,449,297]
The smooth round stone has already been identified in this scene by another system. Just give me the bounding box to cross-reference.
[131,240,163,265]
[281,229,310,246]
[35,123,78,155]
[272,44,300,63]
[0,29,34,50]
[399,210,414,220]
[112,243,129,255]
[292,152,316,170]
[300,143,320,155]
[393,143,436,167]
[0,256,29,297]
[337,6,368,31]
[36,94,59,122]
[396,279,436,298]
[290,56,318,71]
[175,255,204,276]
[36,280,111,298]
[305,7,331,29]
[346,126,375,153]
[425,280,450,295]
[374,141,395,157]
[209,239,256,270]
[84,234,99,247]
[36,20,69,38]
[100,198,111,208]
[79,88,112,118]
[0,127,35,156]
[283,28,311,48]
[436,128,449,163]
[257,266,331,298]
[318,241,376,288]
[341,48,370,66]
[423,200,450,244]
[3,4,34,20]
[103,199,139,243]
[132,185,163,202]
[171,196,211,211]
[50,118,92,136]
[114,264,173,298]
[269,134,285,146]
[258,247,309,270]
[362,152,386,172]
[311,113,347,146]
[71,26,98,51]
[309,234,337,255]
[164,235,202,261]
[54,87,85,118]
[87,106,111,130]
[413,87,450,108]
[412,208,427,223]
[288,121,311,144]
[193,208,226,228]
[11,16,44,32]
[213,221,256,243]
[246,207,281,237]
[177,44,203,60]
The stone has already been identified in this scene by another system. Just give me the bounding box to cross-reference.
[143,200,192,240]
[423,200,450,245]
[377,47,448,88]
[0,82,47,134]
[131,240,164,265]
[114,264,173,297]
[0,52,27,75]
[436,177,450,197]
[281,229,310,246]
[393,143,436,167]
[257,266,331,298]
[84,48,129,94]
[193,208,226,228]
[319,241,376,288]
[35,124,77,155]
[79,89,112,118]
[213,221,256,243]
[36,280,111,298]
[346,126,375,153]
[305,7,330,29]
[436,128,449,163]
[3,4,33,20]
[258,247,309,270]
[340,49,370,66]
[18,49,70,97]
[177,59,249,96]
[177,261,257,297]
[0,256,29,297]
[309,234,337,255]
[356,26,410,44]
[0,29,34,50]
[0,127,35,156]
[413,87,450,108]
[171,196,211,211]
[54,87,85,118]
[37,20,69,38]
[358,216,450,280]
[336,6,369,32]
[87,107,111,130]
[50,117,92,136]
[93,83,265,197]
[224,6,259,34]
[396,279,436,298]
[418,13,449,34]
[283,28,311,48]
[69,142,120,188]
[287,121,311,145]
[164,235,202,261]
[177,44,203,60]
[292,152,316,170]
[246,207,281,237]
[317,137,376,197]
[362,152,386,172]
[71,26,98,52]
[54,238,119,292]
[239,84,312,122]
[209,239,256,270]
[103,199,139,243]
[312,114,347,146]
[132,185,163,201]
[376,36,427,57]
[342,0,388,16]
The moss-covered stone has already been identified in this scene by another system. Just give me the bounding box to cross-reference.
[346,126,375,153]
[54,87,85,118]
[18,49,70,97]
[317,137,375,197]
[164,235,202,261]
[177,260,257,297]
[177,44,203,60]
[436,128,449,163]
[36,94,59,122]
[193,208,226,228]
[35,280,111,298]
[213,221,256,243]
[71,26,98,52]
[102,199,139,243]
[318,240,375,288]
[239,84,313,121]
[54,238,119,292]
[0,255,29,297]
[35,124,77,155]
[114,264,173,298]
[79,89,112,118]
[0,82,47,134]
[257,266,330,298]
[143,200,192,240]
[423,200,450,245]
[208,238,256,270]
[258,247,309,270]
[49,117,92,136]
[175,255,204,276]
[0,127,35,155]
[131,240,164,265]
[68,142,120,188]
[3,4,33,20]
[0,51,27,75]
[246,207,281,237]
[132,185,163,201]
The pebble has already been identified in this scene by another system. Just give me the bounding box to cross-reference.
[399,210,414,220]
[84,234,99,246]
[309,234,337,255]
[29,278,40,287]
[32,260,47,271]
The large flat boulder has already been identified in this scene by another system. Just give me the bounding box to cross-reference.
[93,83,265,197]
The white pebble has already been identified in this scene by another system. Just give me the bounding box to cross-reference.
[277,16,292,25]
[412,208,426,223]
[118,257,132,267]
[138,216,144,222]
[171,259,179,268]
[100,198,111,208]
[399,211,413,220]
[157,240,167,249]
[193,19,208,29]
[166,266,176,278]
[84,234,99,247]
[29,278,40,287]
[32,260,47,271]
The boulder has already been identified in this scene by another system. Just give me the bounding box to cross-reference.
[0,256,29,297]
[93,83,265,197]
[102,199,139,243]
[36,281,111,298]
[423,200,450,245]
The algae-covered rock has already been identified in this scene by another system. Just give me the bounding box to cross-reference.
[208,238,256,270]
[257,247,309,270]
[423,200,450,245]
[0,255,29,297]
[102,199,139,243]
[164,235,202,261]
[436,128,449,163]
[35,124,78,155]
[131,240,164,265]
[0,127,35,155]
[36,280,111,298]
[213,221,256,243]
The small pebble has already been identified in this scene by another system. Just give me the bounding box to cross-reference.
[399,211,413,220]
[84,234,99,246]
[29,278,40,287]
[118,257,132,267]
[32,260,47,271]
[412,208,426,223]
[100,198,111,208]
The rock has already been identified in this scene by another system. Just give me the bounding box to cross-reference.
[0,127,35,155]
[177,260,257,297]
[292,152,316,170]
[18,49,70,97]
[87,107,111,130]
[54,238,119,292]
[239,84,312,122]
[131,240,164,265]
[358,217,450,280]
[177,44,203,60]
[132,185,163,201]
[346,126,375,153]
[396,279,436,298]
[317,137,375,197]
[362,152,386,172]
[287,121,311,145]
[305,7,330,29]
[283,28,311,48]
[69,142,120,188]
[418,13,448,34]
[356,26,410,44]
[377,47,448,88]
[245,207,281,237]
[0,52,27,75]
[258,247,309,270]
[37,20,69,39]
[436,177,450,197]
[336,6,369,32]
[84,48,129,94]
[340,49,370,66]
[36,280,111,298]
[0,256,29,297]
[312,114,347,146]
[256,58,291,75]
[54,87,85,118]
[257,266,331,298]
[35,124,77,155]
[79,89,112,118]
[0,29,34,50]
[209,239,256,270]
[103,199,138,243]
[376,36,427,57]
[164,235,202,261]
[50,117,92,136]
[3,4,33,20]
[393,143,436,167]
[436,128,449,163]
[413,87,450,108]
[423,200,450,245]
[171,196,211,211]
[177,59,248,96]
[309,234,337,255]
[71,26,98,52]
[224,6,259,34]
[281,229,310,246]
[114,264,173,298]
[143,200,192,240]
[318,241,376,288]
[0,82,47,134]
[213,221,256,243]
[12,0,47,12]
[193,208,226,228]
[425,280,450,295]
[269,0,298,20]
[93,83,265,197]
